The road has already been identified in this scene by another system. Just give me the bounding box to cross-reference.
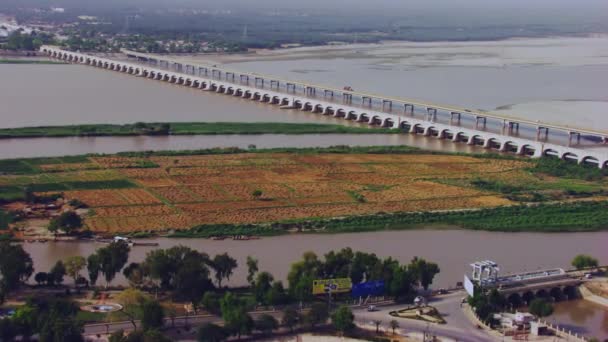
[353,291,496,342]
[84,291,496,341]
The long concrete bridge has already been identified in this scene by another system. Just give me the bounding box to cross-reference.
[41,46,608,168]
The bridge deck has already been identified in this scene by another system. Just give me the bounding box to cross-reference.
[122,49,608,138]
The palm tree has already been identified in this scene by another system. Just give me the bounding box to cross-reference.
[389,320,400,335]
[373,320,381,334]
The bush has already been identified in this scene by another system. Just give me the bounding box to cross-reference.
[571,254,599,270]
[529,298,553,317]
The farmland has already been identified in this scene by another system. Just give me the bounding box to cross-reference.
[1,147,607,236]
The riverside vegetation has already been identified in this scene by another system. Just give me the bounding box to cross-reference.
[0,122,398,138]
[0,145,607,238]
[0,240,440,342]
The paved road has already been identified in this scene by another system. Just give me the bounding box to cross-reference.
[84,311,281,336]
[353,291,496,342]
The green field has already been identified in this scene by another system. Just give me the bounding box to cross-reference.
[0,122,398,138]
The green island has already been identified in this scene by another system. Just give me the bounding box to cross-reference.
[0,122,398,138]
[0,58,66,64]
[0,145,607,240]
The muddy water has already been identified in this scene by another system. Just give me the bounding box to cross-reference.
[0,133,488,159]
[549,300,608,340]
[0,64,352,128]
[23,229,608,289]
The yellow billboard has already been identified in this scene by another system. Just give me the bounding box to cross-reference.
[312,278,352,295]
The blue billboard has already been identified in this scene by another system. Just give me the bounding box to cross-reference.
[351,280,385,298]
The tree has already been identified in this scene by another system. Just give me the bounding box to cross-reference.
[251,189,263,200]
[254,271,274,304]
[34,272,48,286]
[39,316,84,342]
[0,318,16,342]
[332,306,355,335]
[110,329,171,342]
[172,250,214,310]
[197,323,228,342]
[221,292,254,339]
[13,297,83,342]
[409,257,440,290]
[372,320,381,333]
[201,292,221,314]
[255,314,278,335]
[116,288,150,331]
[87,253,101,286]
[123,262,148,288]
[141,300,165,331]
[288,252,321,303]
[48,211,83,235]
[64,256,86,288]
[304,303,328,328]
[96,241,131,287]
[389,319,399,335]
[212,253,238,288]
[388,265,414,300]
[282,307,300,332]
[0,241,33,292]
[571,254,599,270]
[143,249,173,289]
[529,298,554,318]
[49,260,66,286]
[246,256,258,286]
[266,281,288,306]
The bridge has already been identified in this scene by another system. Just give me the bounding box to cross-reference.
[465,261,583,306]
[41,46,608,168]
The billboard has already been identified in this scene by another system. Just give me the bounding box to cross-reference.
[351,280,385,298]
[312,278,352,295]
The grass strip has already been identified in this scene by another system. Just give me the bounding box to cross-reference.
[0,122,398,138]
[0,59,66,64]
[172,201,608,237]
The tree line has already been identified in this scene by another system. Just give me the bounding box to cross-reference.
[0,241,440,341]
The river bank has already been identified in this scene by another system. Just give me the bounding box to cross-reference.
[0,122,396,139]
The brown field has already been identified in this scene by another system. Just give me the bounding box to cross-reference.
[9,152,539,233]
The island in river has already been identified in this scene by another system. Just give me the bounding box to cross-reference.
[0,145,606,239]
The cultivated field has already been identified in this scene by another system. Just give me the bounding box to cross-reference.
[1,151,604,234]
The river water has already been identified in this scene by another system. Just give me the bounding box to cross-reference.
[0,133,488,159]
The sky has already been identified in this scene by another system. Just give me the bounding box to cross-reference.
[8,0,608,11]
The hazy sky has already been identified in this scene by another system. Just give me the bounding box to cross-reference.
[8,0,608,11]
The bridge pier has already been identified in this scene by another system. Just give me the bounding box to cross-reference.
[508,122,520,134]
[382,100,392,112]
[475,116,487,129]
[568,132,581,146]
[537,126,549,141]
[450,112,461,124]
[426,107,437,122]
[404,104,414,116]
[362,96,372,109]
[343,93,353,105]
